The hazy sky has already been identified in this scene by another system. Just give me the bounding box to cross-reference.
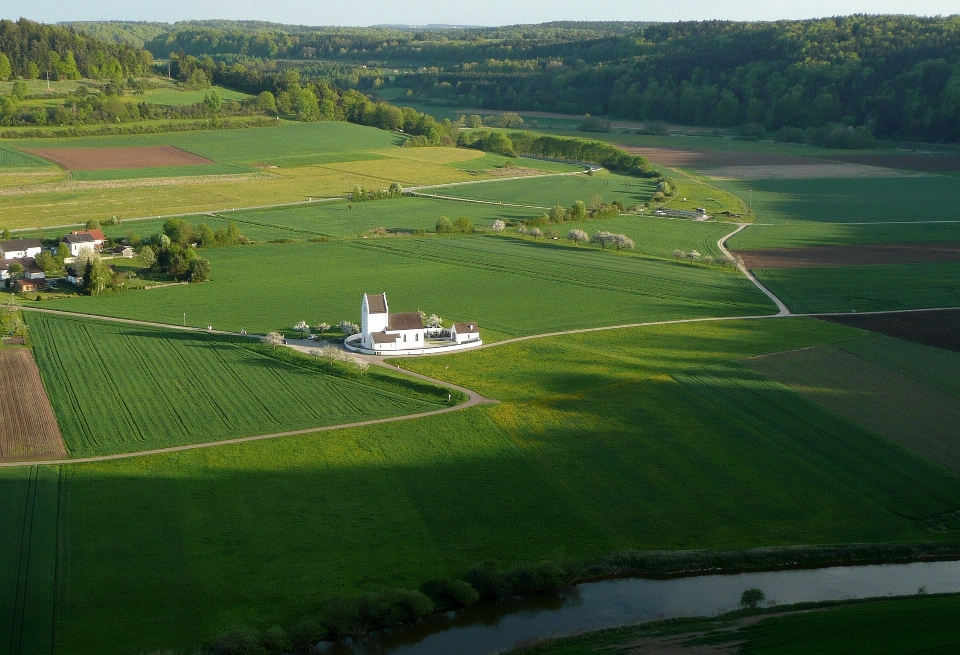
[8,0,959,26]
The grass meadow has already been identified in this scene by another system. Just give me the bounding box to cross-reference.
[712,176,960,226]
[754,261,960,313]
[728,220,960,250]
[33,317,960,654]
[140,85,252,106]
[27,313,446,457]
[512,594,960,655]
[40,235,773,336]
[746,334,960,477]
[4,120,404,167]
[0,466,60,655]
[426,171,656,208]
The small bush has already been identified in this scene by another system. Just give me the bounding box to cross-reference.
[740,588,765,608]
[465,562,511,601]
[208,628,269,655]
[421,578,481,610]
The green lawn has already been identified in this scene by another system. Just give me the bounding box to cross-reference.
[754,261,960,313]
[40,236,773,336]
[27,313,447,457]
[512,595,960,655]
[32,317,960,655]
[427,170,656,208]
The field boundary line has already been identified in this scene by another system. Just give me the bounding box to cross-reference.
[718,223,791,316]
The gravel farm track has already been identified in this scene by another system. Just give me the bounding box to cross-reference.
[0,349,66,461]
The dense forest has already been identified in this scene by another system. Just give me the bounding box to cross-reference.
[124,16,960,143]
[0,18,153,80]
[4,17,960,142]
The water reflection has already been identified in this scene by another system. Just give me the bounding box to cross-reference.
[322,560,960,654]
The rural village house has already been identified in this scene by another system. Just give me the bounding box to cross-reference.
[14,278,46,293]
[0,239,43,260]
[62,230,106,257]
[0,258,45,282]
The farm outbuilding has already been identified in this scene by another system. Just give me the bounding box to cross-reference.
[451,322,481,344]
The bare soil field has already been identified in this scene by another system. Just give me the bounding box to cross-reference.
[702,163,916,180]
[828,153,960,173]
[0,348,66,461]
[735,241,960,269]
[623,146,822,168]
[821,309,960,353]
[622,147,918,179]
[22,145,214,171]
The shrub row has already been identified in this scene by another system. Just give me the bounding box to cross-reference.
[0,116,277,139]
[203,560,577,654]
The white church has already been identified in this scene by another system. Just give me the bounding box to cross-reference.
[349,292,481,355]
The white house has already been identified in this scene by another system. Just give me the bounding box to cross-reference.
[450,321,481,344]
[62,230,105,257]
[360,292,427,352]
[0,239,42,260]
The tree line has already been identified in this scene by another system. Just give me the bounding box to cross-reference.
[401,16,960,142]
[0,18,153,81]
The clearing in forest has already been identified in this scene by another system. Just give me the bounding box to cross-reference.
[0,349,66,462]
[22,145,215,171]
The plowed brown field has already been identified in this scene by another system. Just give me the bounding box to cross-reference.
[821,309,960,353]
[0,349,66,461]
[735,241,960,269]
[22,145,213,171]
